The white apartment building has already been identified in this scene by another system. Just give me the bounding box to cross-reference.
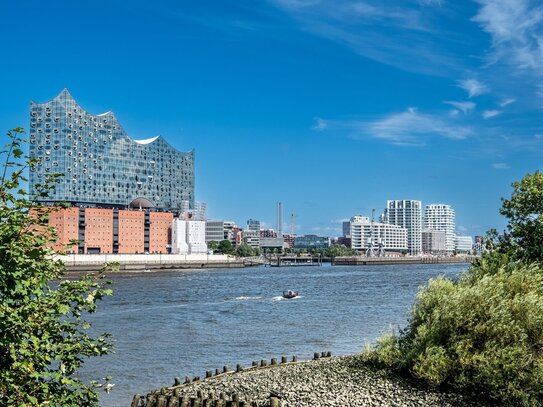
[171,218,208,254]
[424,204,456,253]
[348,216,408,252]
[455,235,473,253]
[241,229,260,248]
[384,200,422,255]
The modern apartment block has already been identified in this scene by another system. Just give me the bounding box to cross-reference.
[384,200,422,255]
[424,204,456,253]
[348,216,408,252]
[422,229,446,255]
[241,229,260,248]
[29,89,194,210]
[171,218,207,254]
[455,235,473,253]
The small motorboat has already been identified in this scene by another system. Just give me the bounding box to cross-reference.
[282,290,299,299]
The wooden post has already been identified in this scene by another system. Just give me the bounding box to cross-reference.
[260,359,267,367]
[184,376,191,384]
[197,390,204,399]
[326,351,332,357]
[174,377,181,386]
[236,364,243,372]
[281,356,287,364]
[314,352,320,360]
[131,394,141,407]
[167,395,179,407]
[270,397,280,407]
[147,394,157,407]
[179,396,190,407]
[156,395,168,407]
[252,361,258,367]
[292,355,298,362]
[223,365,229,373]
[270,358,277,365]
[215,368,220,376]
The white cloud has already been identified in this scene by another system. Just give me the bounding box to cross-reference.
[369,108,472,144]
[499,98,516,107]
[473,0,543,72]
[443,100,476,114]
[483,110,502,119]
[492,162,510,169]
[312,117,328,131]
[314,108,472,146]
[457,79,489,98]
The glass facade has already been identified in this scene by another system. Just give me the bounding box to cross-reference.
[29,89,194,210]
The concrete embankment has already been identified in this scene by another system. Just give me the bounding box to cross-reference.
[333,255,476,266]
[53,253,259,272]
[134,354,494,407]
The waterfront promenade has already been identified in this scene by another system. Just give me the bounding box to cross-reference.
[54,253,253,272]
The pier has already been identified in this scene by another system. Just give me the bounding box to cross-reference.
[332,255,475,266]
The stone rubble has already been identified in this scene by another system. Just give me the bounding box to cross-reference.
[166,355,497,406]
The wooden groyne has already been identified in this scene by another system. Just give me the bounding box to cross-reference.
[132,352,332,407]
[332,255,476,266]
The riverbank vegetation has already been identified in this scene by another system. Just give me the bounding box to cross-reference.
[0,129,112,406]
[365,171,543,406]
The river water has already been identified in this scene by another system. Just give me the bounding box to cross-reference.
[78,263,468,406]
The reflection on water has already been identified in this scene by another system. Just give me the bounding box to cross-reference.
[78,263,467,407]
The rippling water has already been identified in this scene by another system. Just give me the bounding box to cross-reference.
[77,262,468,406]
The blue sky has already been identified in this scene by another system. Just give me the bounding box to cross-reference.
[1,0,542,237]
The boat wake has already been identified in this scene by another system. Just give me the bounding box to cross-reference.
[272,295,302,301]
[234,296,263,301]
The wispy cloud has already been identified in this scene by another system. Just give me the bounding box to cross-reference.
[492,162,510,169]
[473,0,543,73]
[457,79,489,98]
[444,100,476,114]
[499,98,516,107]
[312,117,328,130]
[268,0,464,76]
[483,110,502,119]
[313,107,472,147]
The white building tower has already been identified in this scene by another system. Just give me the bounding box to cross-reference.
[424,204,456,254]
[384,200,422,255]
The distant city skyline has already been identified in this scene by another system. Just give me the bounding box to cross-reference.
[2,1,542,237]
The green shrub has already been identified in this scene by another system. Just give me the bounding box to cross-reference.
[367,259,543,406]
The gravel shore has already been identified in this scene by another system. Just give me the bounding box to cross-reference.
[152,355,496,406]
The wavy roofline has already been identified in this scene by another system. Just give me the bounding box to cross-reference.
[30,89,192,152]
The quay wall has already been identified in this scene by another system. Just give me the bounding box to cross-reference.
[53,253,246,272]
[333,255,475,266]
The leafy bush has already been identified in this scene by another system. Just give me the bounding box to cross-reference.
[0,129,113,406]
[366,258,543,405]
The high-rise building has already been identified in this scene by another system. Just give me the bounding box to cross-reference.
[247,218,260,231]
[424,204,456,253]
[29,89,194,210]
[384,200,422,255]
